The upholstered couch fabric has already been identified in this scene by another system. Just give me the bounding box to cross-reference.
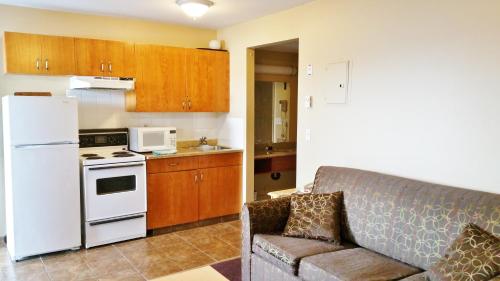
[400,272,429,281]
[241,166,500,281]
[299,248,421,281]
[253,234,355,274]
[241,196,291,281]
[312,166,500,270]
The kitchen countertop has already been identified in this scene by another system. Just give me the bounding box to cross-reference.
[254,150,296,160]
[144,147,243,160]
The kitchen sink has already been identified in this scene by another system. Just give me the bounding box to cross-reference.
[190,145,231,151]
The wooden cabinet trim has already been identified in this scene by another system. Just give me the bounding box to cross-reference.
[147,156,199,174]
[198,152,242,169]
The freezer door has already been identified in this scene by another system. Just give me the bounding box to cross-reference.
[7,144,81,258]
[2,96,78,146]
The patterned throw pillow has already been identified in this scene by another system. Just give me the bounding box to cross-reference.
[282,192,342,243]
[428,223,500,281]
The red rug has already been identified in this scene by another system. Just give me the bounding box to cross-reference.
[211,258,241,281]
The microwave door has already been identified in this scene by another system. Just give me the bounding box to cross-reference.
[142,130,167,151]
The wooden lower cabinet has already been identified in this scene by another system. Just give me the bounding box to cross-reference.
[198,165,242,220]
[147,170,199,229]
[146,152,242,230]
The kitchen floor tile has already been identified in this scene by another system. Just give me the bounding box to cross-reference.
[139,260,183,280]
[0,220,241,280]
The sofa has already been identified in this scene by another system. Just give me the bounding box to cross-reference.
[241,166,500,281]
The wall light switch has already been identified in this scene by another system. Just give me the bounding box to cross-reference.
[306,64,313,76]
[305,129,311,142]
[304,96,312,108]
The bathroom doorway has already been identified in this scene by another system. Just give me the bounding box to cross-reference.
[250,39,299,201]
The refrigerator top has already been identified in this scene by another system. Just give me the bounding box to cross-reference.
[2,96,79,146]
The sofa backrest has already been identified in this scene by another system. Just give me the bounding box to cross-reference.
[312,166,500,270]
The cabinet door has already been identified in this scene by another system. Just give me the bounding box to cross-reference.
[198,165,242,220]
[3,32,42,74]
[147,170,199,229]
[187,49,229,112]
[134,45,186,112]
[105,40,128,77]
[74,38,106,76]
[41,35,75,75]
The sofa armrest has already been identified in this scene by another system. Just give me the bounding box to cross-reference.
[241,196,291,281]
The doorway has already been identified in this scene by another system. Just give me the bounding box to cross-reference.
[249,39,299,201]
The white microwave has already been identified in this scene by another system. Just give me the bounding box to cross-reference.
[129,127,176,152]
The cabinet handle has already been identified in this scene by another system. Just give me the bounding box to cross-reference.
[35,59,40,70]
[182,101,186,110]
[194,174,198,182]
[100,62,105,72]
[188,100,192,110]
[45,59,48,71]
[108,62,112,73]
[168,163,178,166]
[200,173,203,181]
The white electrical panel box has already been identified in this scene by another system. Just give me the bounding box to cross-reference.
[323,61,349,104]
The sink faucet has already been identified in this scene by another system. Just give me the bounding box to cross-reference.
[265,144,273,154]
[199,136,208,145]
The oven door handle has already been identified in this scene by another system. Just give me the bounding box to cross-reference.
[89,214,144,226]
[88,163,144,170]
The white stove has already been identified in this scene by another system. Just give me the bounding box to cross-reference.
[79,129,147,248]
[80,147,145,166]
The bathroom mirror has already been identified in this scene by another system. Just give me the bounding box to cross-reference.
[255,81,291,144]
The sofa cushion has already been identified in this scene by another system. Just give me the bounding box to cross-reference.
[283,192,343,243]
[252,234,355,275]
[400,273,429,281]
[427,224,500,281]
[299,248,421,281]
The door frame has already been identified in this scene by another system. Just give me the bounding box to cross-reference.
[245,39,299,202]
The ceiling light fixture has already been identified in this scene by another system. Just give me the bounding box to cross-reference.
[176,0,214,19]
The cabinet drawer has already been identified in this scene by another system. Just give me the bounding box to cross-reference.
[271,155,296,172]
[147,156,198,174]
[198,152,242,168]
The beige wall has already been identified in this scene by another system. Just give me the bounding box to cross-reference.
[0,4,217,236]
[218,0,500,199]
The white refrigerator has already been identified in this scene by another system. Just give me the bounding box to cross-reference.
[2,96,81,261]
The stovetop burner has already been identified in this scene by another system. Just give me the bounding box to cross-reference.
[112,151,130,155]
[113,153,135,157]
[86,156,105,160]
[81,153,98,157]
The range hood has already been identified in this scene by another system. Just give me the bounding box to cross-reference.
[69,76,135,90]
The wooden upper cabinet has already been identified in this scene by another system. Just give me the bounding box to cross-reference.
[4,32,75,75]
[4,32,41,74]
[42,35,75,75]
[75,38,132,77]
[186,49,229,112]
[133,44,187,112]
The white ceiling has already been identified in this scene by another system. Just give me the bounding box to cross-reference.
[0,0,315,29]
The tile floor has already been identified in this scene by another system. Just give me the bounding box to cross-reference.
[0,220,242,281]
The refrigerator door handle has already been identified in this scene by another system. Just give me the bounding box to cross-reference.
[14,141,78,149]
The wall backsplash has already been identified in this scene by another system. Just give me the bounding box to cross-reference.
[67,89,222,140]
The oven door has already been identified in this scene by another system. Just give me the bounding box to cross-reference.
[83,161,146,221]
